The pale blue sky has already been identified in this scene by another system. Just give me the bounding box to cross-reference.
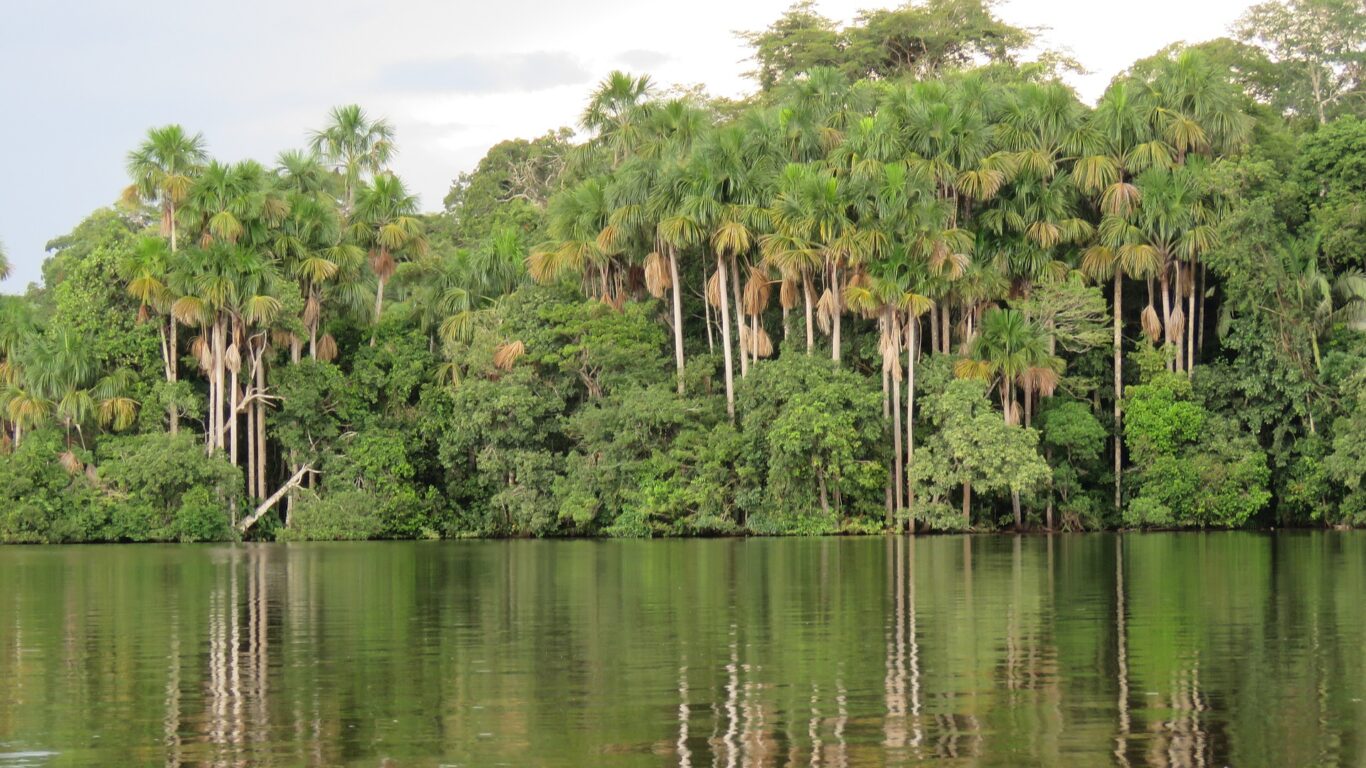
[0,0,1255,293]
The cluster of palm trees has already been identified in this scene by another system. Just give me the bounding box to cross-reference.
[115,108,427,508]
[532,51,1251,525]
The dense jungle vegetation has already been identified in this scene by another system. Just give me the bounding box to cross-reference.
[1,0,1364,542]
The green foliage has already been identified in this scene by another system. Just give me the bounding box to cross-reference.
[280,491,386,541]
[1038,398,1109,529]
[734,353,884,533]
[95,432,241,541]
[1325,368,1366,525]
[8,1,1366,543]
[741,0,1034,91]
[1124,361,1272,528]
[910,373,1050,530]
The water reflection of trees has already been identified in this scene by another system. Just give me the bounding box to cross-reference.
[1,535,1362,766]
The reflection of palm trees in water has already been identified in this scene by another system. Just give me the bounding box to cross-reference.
[201,546,272,767]
[883,535,924,760]
[1115,535,1131,768]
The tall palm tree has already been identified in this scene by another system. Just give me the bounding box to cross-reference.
[118,236,182,432]
[123,125,207,434]
[0,239,10,282]
[580,71,654,166]
[125,125,208,253]
[309,105,396,214]
[352,173,427,343]
[1076,78,1178,514]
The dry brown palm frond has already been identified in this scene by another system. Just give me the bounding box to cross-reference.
[780,277,800,310]
[1021,366,1061,398]
[816,288,838,335]
[224,343,241,373]
[1167,306,1185,344]
[608,291,626,311]
[1007,400,1023,426]
[753,326,774,358]
[136,305,151,324]
[271,329,295,349]
[706,270,723,308]
[303,295,321,327]
[738,324,775,358]
[493,340,526,371]
[743,266,771,315]
[192,335,212,372]
[1141,304,1162,342]
[317,334,339,363]
[59,450,84,475]
[643,251,670,299]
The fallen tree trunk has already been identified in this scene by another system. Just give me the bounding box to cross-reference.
[237,465,314,533]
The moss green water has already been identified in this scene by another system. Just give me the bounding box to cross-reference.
[0,533,1362,766]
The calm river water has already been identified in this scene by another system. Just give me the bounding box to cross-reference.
[0,533,1362,766]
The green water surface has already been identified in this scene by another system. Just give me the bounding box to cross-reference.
[1,533,1362,766]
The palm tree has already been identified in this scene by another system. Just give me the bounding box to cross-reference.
[309,105,395,214]
[1078,77,1186,512]
[123,125,207,434]
[125,125,208,253]
[580,71,654,165]
[956,307,1060,529]
[352,173,427,343]
[1284,244,1366,373]
[0,239,10,282]
[118,236,183,432]
[274,151,360,361]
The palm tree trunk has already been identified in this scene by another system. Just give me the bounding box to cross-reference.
[255,359,267,501]
[1012,489,1023,531]
[1186,262,1196,375]
[891,311,905,521]
[729,253,747,378]
[371,275,386,347]
[229,324,240,471]
[962,480,972,528]
[669,247,685,395]
[882,354,893,525]
[1160,263,1175,372]
[1198,263,1208,365]
[717,254,735,422]
[929,306,939,357]
[703,271,715,353]
[168,318,179,436]
[830,262,841,364]
[803,271,814,354]
[906,316,918,534]
[1113,271,1123,516]
[213,319,226,454]
[751,314,760,367]
[942,304,952,354]
[246,384,256,500]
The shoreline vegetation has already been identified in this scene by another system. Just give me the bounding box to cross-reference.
[2,0,1365,544]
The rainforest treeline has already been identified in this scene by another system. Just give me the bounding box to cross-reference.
[1,0,1364,542]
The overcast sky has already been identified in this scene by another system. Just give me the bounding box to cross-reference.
[0,0,1257,293]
